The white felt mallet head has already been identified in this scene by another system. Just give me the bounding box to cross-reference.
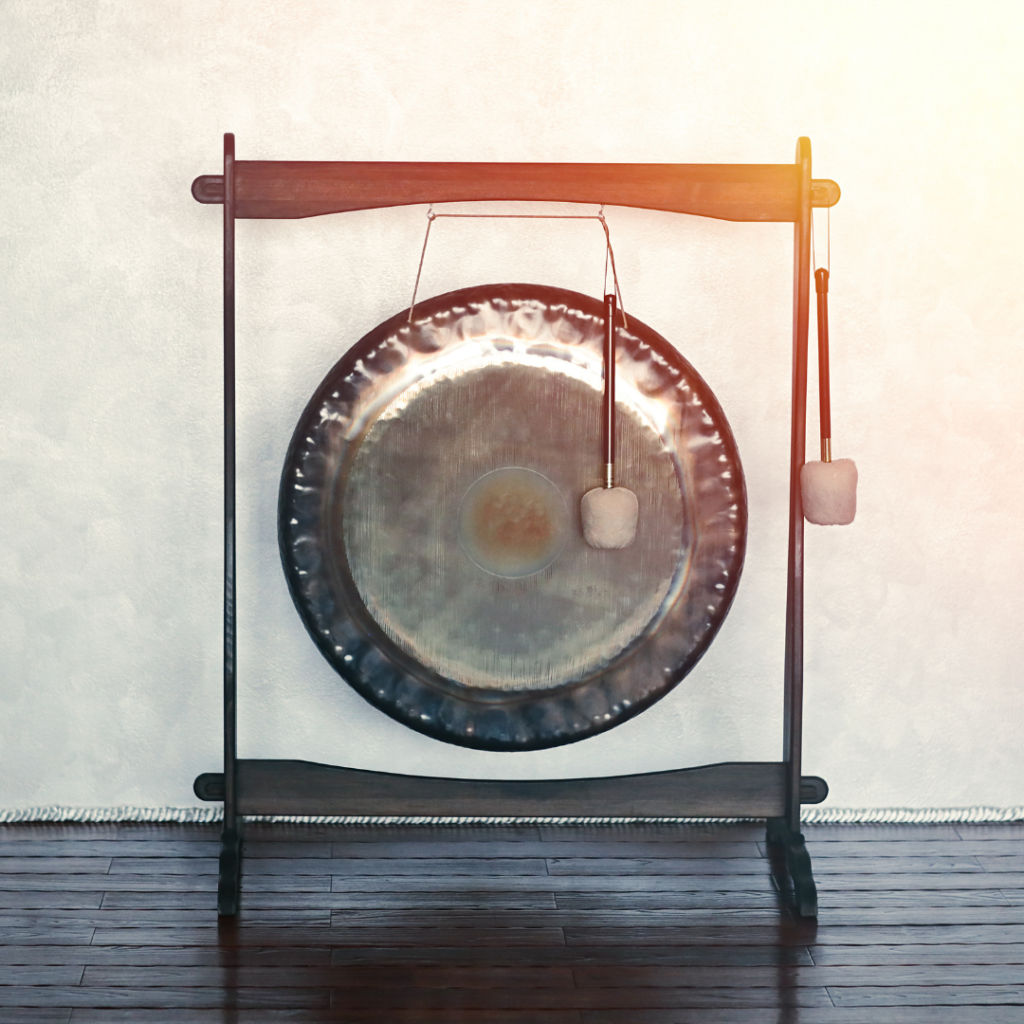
[582,485,639,549]
[801,457,857,526]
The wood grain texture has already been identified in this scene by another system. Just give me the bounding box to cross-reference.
[0,820,1020,1021]
[193,161,841,222]
[583,1011,1024,1024]
[233,759,788,818]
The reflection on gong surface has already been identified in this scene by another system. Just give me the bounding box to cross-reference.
[279,284,747,750]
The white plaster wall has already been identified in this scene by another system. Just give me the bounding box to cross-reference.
[1,0,1021,811]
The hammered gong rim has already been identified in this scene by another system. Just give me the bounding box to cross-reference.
[279,283,747,751]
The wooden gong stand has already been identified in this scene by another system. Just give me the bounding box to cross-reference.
[191,134,840,917]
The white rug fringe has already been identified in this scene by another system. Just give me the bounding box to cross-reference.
[0,806,224,824]
[1,805,1022,825]
[801,806,1024,824]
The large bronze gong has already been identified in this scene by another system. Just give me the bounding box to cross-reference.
[279,283,747,750]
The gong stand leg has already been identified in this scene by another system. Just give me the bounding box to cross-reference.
[768,136,817,919]
[218,131,242,917]
[766,816,817,918]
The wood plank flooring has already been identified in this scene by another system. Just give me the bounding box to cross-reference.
[0,819,1021,1022]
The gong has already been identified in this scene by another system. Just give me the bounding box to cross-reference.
[279,283,747,751]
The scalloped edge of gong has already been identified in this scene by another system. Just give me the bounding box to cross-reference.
[279,283,747,751]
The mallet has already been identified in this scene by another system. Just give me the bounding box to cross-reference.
[581,293,639,548]
[800,267,857,525]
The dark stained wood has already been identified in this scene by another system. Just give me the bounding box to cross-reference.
[955,823,1024,839]
[78,964,578,987]
[0,824,124,841]
[100,889,559,910]
[789,839,1024,856]
[75,1013,585,1024]
[0,893,104,909]
[828,984,1024,1006]
[0,927,94,945]
[91,884,1015,912]
[809,942,1024,965]
[0,842,218,857]
[114,824,221,839]
[0,910,328,927]
[316,986,836,1008]
[112,856,550,876]
[975,855,1024,871]
[193,161,841,222]
[537,824,768,843]
[0,1013,73,1024]
[233,759,788,818]
[0,860,111,874]
[572,964,1024,986]
[583,1011,1024,1024]
[0,820,1021,1021]
[556,889,1014,909]
[803,824,965,840]
[91,926,568,947]
[318,909,793,929]
[0,874,330,892]
[566,925,1024,946]
[0,986,328,1007]
[343,840,763,858]
[242,823,549,842]
[0,967,84,984]
[545,855,988,874]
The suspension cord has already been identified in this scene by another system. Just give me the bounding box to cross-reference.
[408,205,627,327]
[812,204,833,462]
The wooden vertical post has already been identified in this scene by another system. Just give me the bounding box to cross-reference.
[218,132,241,917]
[768,136,817,918]
[784,136,812,832]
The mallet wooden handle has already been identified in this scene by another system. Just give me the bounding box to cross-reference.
[602,293,617,487]
[815,268,832,463]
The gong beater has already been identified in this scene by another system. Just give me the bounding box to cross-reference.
[279,283,747,751]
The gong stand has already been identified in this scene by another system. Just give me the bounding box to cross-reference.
[191,134,840,918]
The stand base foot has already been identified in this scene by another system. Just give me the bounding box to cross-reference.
[766,817,818,918]
[217,827,241,917]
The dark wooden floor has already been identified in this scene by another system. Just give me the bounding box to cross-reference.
[0,819,1022,1023]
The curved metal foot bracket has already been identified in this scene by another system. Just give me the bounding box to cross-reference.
[217,827,242,917]
[766,816,818,918]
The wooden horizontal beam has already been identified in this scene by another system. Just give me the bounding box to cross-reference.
[193,759,800,818]
[191,163,840,222]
